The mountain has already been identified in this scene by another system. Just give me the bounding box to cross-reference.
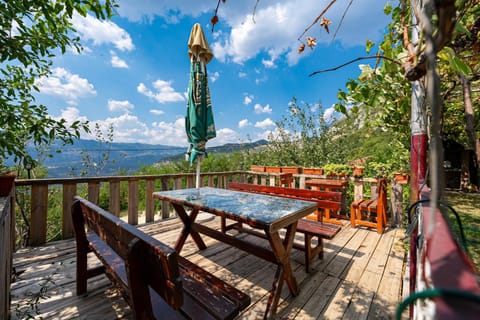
[26,139,267,177]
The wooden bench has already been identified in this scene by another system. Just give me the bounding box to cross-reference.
[72,196,250,320]
[226,183,342,272]
[350,178,388,234]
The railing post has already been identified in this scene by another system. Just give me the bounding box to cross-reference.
[353,178,364,200]
[62,183,77,239]
[30,185,48,246]
[161,177,170,219]
[145,179,155,222]
[128,180,138,225]
[87,182,100,204]
[109,181,120,217]
[391,180,404,227]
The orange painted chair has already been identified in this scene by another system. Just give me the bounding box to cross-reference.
[279,172,294,187]
[350,178,387,234]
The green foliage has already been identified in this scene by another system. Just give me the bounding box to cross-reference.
[0,0,117,170]
[75,123,116,177]
[323,163,351,176]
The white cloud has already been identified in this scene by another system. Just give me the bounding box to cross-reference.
[238,72,247,78]
[72,13,134,51]
[323,106,336,122]
[36,67,96,104]
[137,80,185,104]
[210,0,389,66]
[238,119,251,128]
[210,71,220,83]
[150,109,165,116]
[213,128,240,146]
[54,106,88,125]
[150,118,187,145]
[254,103,272,114]
[115,1,388,67]
[110,50,129,68]
[107,99,134,112]
[255,118,275,129]
[243,94,253,105]
[262,58,276,68]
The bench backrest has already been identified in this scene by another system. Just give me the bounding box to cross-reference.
[71,196,184,312]
[229,182,341,201]
[377,178,388,214]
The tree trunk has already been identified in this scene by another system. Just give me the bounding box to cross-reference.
[459,73,479,186]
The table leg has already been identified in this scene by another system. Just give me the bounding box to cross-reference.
[172,203,206,252]
[263,223,298,319]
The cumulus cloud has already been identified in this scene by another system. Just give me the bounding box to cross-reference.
[254,103,272,114]
[210,71,220,83]
[255,118,275,129]
[54,106,88,125]
[243,94,253,105]
[72,13,134,51]
[107,99,134,112]
[110,50,129,68]
[36,67,96,104]
[137,80,185,104]
[150,109,165,116]
[238,119,251,128]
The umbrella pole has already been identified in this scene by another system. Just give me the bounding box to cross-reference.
[195,158,201,189]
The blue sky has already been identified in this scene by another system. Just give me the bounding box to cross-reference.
[35,0,392,147]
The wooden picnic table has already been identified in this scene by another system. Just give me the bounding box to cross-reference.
[153,187,317,319]
[305,178,349,224]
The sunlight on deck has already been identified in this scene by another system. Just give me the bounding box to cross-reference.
[10,216,406,319]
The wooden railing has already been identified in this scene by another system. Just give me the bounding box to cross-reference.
[12,170,407,247]
[1,188,15,318]
[14,171,246,246]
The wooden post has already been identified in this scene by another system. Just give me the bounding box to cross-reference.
[30,185,48,246]
[109,181,120,217]
[145,179,155,222]
[391,181,404,227]
[161,177,170,219]
[62,183,77,239]
[87,182,100,204]
[128,180,138,225]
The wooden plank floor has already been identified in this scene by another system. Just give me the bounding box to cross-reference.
[10,216,406,319]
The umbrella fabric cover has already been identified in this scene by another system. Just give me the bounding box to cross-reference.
[185,23,216,165]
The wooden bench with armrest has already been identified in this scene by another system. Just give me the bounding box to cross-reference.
[72,196,250,320]
[225,183,342,272]
[350,178,388,234]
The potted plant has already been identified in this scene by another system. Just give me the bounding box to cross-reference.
[250,165,265,172]
[323,164,351,178]
[265,166,281,173]
[302,167,323,175]
[281,166,300,174]
[352,165,365,177]
[393,172,410,184]
[0,163,16,196]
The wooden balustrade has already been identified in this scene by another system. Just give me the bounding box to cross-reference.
[11,170,406,247]
[14,171,246,246]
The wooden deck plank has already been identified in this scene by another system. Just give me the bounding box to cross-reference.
[9,217,406,320]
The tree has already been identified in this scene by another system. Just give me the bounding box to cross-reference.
[0,0,116,172]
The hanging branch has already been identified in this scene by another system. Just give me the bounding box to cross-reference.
[309,55,401,77]
[297,0,337,41]
[331,0,354,43]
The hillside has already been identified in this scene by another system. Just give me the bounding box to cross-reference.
[27,139,267,177]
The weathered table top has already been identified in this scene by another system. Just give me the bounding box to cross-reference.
[153,187,317,232]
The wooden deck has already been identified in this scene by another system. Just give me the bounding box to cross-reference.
[9,216,406,319]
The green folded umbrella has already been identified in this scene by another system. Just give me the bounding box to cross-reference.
[185,23,216,188]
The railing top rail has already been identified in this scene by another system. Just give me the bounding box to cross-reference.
[14,171,245,186]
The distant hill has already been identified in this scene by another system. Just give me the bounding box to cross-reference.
[23,139,267,177]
